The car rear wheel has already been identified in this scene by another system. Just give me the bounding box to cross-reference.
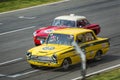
[62,59,71,70]
[94,51,102,61]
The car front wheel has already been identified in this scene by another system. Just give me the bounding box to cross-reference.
[94,51,102,61]
[62,59,71,70]
[30,64,38,69]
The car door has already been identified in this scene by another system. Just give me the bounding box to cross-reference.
[77,32,98,60]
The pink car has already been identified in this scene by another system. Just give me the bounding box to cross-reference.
[33,14,100,46]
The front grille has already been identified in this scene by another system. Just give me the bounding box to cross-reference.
[30,55,53,62]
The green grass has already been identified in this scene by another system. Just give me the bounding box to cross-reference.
[0,0,61,12]
[87,68,120,80]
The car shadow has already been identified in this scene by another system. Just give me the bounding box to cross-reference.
[53,54,120,72]
[33,54,120,72]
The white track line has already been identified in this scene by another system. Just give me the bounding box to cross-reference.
[71,63,120,80]
[0,23,3,25]
[0,26,36,36]
[18,16,36,19]
[0,58,23,66]
[0,63,120,78]
[0,74,5,77]
[0,0,70,15]
[8,70,39,78]
[0,0,70,35]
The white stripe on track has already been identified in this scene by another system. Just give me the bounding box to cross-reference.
[0,58,23,66]
[71,63,120,80]
[0,23,3,25]
[0,74,5,77]
[8,70,39,78]
[0,26,36,36]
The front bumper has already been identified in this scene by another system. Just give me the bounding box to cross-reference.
[27,60,62,68]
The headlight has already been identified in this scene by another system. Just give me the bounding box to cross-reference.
[33,31,37,36]
[25,52,32,57]
[52,54,57,63]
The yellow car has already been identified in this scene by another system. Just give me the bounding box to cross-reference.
[25,28,110,70]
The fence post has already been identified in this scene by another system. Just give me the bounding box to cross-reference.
[72,41,86,80]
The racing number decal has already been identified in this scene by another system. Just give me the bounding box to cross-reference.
[44,29,54,33]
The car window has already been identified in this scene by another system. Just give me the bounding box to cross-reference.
[76,34,86,44]
[84,32,95,42]
[52,19,75,27]
[77,20,85,27]
[76,32,95,44]
[83,19,90,25]
[77,19,90,27]
[47,33,74,45]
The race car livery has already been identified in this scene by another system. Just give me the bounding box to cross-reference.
[33,14,100,46]
[26,28,109,70]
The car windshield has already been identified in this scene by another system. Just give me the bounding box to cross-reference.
[52,19,75,27]
[46,33,74,45]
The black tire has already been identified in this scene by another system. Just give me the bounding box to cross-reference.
[94,51,102,61]
[30,64,38,69]
[62,59,71,70]
[35,44,39,46]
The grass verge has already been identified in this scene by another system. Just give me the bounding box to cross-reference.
[0,0,61,12]
[86,68,120,80]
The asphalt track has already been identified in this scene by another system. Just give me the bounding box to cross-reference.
[0,0,120,80]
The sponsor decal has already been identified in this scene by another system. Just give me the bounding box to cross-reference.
[42,46,55,50]
[44,29,54,33]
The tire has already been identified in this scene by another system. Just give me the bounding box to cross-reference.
[62,59,71,70]
[94,51,102,61]
[35,44,39,46]
[30,64,38,69]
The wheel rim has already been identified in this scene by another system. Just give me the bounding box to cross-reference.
[95,51,102,61]
[62,59,70,70]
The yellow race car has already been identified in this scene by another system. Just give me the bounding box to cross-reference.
[25,28,110,70]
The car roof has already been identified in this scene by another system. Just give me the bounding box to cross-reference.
[53,28,92,35]
[55,14,86,21]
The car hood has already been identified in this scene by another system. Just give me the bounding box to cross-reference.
[28,44,73,56]
[35,26,66,37]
